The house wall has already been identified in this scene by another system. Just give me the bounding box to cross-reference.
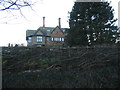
[49,27,65,46]
[49,41,64,46]
[51,27,64,38]
[45,36,52,45]
[32,30,46,46]
[27,36,46,46]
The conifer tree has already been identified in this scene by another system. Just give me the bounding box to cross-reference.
[66,1,117,46]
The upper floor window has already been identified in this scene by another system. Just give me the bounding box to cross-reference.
[28,37,32,43]
[47,30,51,32]
[37,36,42,42]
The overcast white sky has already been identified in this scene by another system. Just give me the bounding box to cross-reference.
[0,0,119,46]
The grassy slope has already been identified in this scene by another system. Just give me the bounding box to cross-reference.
[2,45,120,88]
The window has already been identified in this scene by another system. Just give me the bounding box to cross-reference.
[54,38,61,41]
[51,38,64,41]
[37,36,42,42]
[52,38,54,41]
[61,38,64,41]
[47,30,51,32]
[28,37,32,43]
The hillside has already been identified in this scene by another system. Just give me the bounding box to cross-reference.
[2,45,120,88]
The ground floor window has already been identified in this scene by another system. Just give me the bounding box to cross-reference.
[61,38,64,41]
[37,36,42,42]
[28,37,32,43]
[51,37,64,41]
[54,38,61,41]
[52,38,54,41]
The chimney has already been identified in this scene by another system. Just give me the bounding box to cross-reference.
[58,18,61,28]
[118,1,120,27]
[43,17,45,27]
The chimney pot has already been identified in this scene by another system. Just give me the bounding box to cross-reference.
[43,17,45,27]
[58,18,61,28]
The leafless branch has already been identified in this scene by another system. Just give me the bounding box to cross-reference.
[0,0,32,11]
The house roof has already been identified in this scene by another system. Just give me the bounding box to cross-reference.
[51,26,64,35]
[37,27,55,36]
[26,26,68,37]
[26,30,36,37]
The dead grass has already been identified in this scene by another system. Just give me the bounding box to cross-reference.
[2,45,119,88]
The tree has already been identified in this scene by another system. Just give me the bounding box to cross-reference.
[0,0,32,11]
[66,1,118,46]
[0,0,37,24]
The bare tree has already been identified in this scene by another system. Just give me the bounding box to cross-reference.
[0,0,32,11]
[0,0,39,24]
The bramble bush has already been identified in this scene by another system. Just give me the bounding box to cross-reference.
[2,45,119,88]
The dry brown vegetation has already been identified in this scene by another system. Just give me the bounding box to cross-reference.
[2,45,120,88]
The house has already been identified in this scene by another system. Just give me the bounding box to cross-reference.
[26,17,68,46]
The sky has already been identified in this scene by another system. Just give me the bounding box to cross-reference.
[0,0,119,47]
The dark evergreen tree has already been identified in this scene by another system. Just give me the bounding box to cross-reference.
[66,2,118,46]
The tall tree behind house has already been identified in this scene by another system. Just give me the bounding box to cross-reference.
[66,1,118,46]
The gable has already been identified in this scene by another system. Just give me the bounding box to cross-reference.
[37,27,54,36]
[51,26,64,37]
[34,30,44,36]
[26,26,68,38]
